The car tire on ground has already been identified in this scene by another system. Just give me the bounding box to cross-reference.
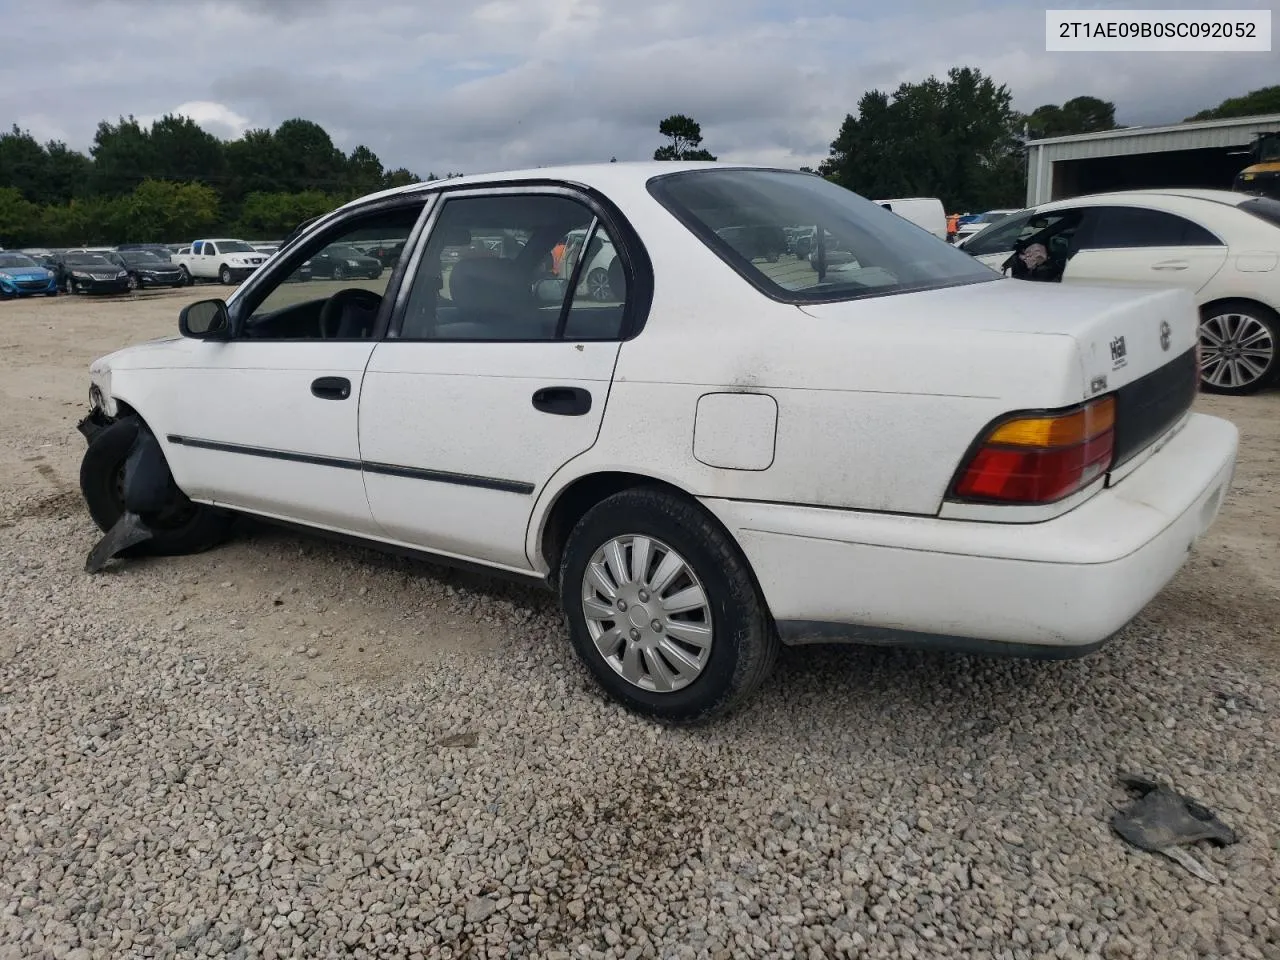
[1198,299,1280,395]
[79,416,234,558]
[127,274,138,291]
[558,487,779,723]
[219,265,233,285]
[178,266,192,287]
[333,265,346,281]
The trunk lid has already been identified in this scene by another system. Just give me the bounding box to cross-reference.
[800,277,1201,476]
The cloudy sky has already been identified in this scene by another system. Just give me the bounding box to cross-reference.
[2,0,1276,176]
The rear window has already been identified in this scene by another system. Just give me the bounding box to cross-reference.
[647,169,996,303]
[1240,197,1280,229]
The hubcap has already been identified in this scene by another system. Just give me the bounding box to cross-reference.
[588,269,611,301]
[581,535,713,693]
[1200,312,1275,389]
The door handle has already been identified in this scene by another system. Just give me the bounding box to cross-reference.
[531,386,592,416]
[1151,260,1189,271]
[311,376,351,400]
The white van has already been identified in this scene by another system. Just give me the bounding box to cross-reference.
[876,197,947,241]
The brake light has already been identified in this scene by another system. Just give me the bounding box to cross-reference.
[952,396,1116,504]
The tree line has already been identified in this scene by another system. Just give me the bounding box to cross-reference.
[3,77,1277,248]
[0,115,460,247]
[655,80,1279,213]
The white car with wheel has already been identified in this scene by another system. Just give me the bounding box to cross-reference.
[172,239,270,286]
[959,189,1280,395]
[76,163,1238,721]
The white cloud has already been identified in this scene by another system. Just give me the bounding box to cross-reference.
[1,0,1276,175]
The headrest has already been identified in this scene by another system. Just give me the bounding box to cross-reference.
[448,256,530,315]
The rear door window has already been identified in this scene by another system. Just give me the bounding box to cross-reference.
[1077,206,1223,249]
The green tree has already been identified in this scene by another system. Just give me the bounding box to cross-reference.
[1186,85,1280,121]
[347,145,385,195]
[654,114,717,161]
[0,127,50,204]
[819,67,1024,211]
[42,141,92,204]
[121,180,220,242]
[148,114,227,184]
[1025,96,1117,139]
[0,186,40,246]
[273,118,349,192]
[87,117,155,196]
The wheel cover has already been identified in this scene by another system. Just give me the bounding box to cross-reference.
[580,534,714,693]
[1200,312,1275,389]
[587,268,611,300]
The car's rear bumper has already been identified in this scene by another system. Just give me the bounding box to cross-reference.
[701,412,1238,654]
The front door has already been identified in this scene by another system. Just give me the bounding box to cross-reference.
[1061,205,1229,293]
[161,200,429,535]
[358,189,636,570]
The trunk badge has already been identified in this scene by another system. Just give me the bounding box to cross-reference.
[1159,320,1172,352]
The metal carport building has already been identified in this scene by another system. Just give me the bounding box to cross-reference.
[1024,113,1280,206]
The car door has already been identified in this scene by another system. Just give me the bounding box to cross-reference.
[1062,205,1229,294]
[161,198,430,535]
[358,188,640,571]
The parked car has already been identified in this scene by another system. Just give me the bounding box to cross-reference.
[172,239,269,285]
[59,252,131,295]
[0,252,58,298]
[560,228,622,301]
[960,189,1280,394]
[75,162,1237,721]
[307,242,384,280]
[953,208,1019,243]
[113,249,186,290]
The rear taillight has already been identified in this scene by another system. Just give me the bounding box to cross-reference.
[951,396,1116,505]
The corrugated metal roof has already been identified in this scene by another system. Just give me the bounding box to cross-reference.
[1026,113,1280,161]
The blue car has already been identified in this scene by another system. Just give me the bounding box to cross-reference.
[0,252,58,299]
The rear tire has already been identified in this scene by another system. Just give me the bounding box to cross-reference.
[1198,300,1279,395]
[558,487,778,722]
[79,417,233,557]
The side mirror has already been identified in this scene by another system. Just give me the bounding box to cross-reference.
[179,299,231,340]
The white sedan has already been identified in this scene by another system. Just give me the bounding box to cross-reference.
[959,189,1280,395]
[76,162,1238,721]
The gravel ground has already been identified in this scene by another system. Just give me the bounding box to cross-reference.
[1,290,1279,960]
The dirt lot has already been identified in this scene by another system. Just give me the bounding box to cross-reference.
[1,288,1279,960]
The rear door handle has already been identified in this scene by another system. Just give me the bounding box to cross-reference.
[1151,260,1189,271]
[311,376,351,400]
[532,386,592,416]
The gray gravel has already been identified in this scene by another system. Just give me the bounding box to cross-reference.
[2,499,1278,960]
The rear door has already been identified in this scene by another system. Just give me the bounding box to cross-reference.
[1063,205,1228,293]
[358,187,643,570]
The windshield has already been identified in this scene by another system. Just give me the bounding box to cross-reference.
[217,241,256,253]
[122,251,164,265]
[0,253,38,268]
[1258,138,1280,163]
[66,254,114,267]
[648,169,996,302]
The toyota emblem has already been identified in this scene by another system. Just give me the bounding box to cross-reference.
[1159,320,1171,352]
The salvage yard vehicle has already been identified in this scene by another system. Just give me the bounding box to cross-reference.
[109,250,186,290]
[0,252,59,298]
[59,252,131,295]
[172,238,270,286]
[961,189,1280,395]
[76,162,1238,721]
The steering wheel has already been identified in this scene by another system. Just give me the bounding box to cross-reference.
[319,288,383,339]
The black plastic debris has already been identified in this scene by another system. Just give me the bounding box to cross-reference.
[1111,774,1236,882]
[85,428,172,573]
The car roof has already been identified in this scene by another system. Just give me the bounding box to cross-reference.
[338,161,777,210]
[1035,188,1251,212]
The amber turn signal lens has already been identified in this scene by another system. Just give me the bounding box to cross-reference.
[986,396,1115,448]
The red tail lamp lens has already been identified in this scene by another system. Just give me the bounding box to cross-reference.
[954,397,1116,505]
